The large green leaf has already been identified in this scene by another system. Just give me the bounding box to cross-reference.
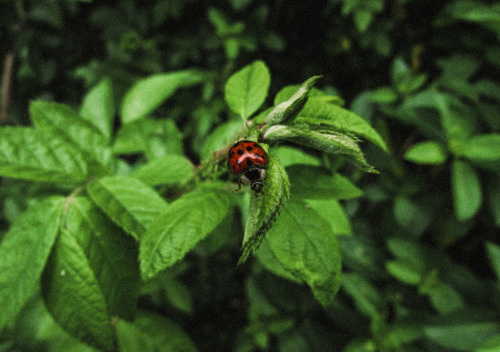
[452,160,482,221]
[139,188,232,280]
[30,101,113,176]
[0,197,64,332]
[224,60,270,120]
[42,197,140,351]
[87,176,168,240]
[0,127,87,183]
[116,312,197,352]
[121,70,204,124]
[266,200,341,307]
[239,155,290,264]
[131,155,193,187]
[80,77,115,141]
[297,98,388,151]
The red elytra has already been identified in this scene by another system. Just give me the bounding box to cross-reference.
[227,140,269,193]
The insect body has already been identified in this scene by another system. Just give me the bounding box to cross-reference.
[227,140,269,193]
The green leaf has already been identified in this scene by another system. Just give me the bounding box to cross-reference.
[121,70,204,124]
[131,155,193,187]
[477,334,500,352]
[271,146,321,168]
[42,197,139,351]
[116,312,197,352]
[287,165,363,200]
[264,125,377,173]
[425,322,499,351]
[140,188,232,280]
[342,272,383,318]
[304,198,352,235]
[264,76,321,126]
[224,60,270,120]
[200,120,242,161]
[87,176,168,240]
[256,239,303,283]
[463,134,500,162]
[404,141,448,164]
[385,260,422,285]
[452,160,482,221]
[486,242,500,282]
[0,197,64,332]
[113,118,184,157]
[298,98,388,151]
[0,127,87,183]
[239,155,290,264]
[30,101,113,176]
[424,283,465,314]
[371,87,399,103]
[80,77,115,140]
[487,177,500,226]
[265,199,342,307]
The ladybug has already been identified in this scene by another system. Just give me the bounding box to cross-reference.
[227,140,269,193]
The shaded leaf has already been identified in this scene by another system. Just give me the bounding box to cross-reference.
[140,188,232,280]
[116,312,197,352]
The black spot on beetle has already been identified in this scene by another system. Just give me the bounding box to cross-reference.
[237,149,244,155]
[229,151,235,158]
[246,146,253,151]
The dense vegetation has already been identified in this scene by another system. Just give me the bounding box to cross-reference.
[1,0,500,351]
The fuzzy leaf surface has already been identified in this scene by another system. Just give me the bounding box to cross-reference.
[224,60,270,120]
[239,155,290,264]
[87,176,168,240]
[140,188,232,280]
[264,125,376,172]
[121,70,204,124]
[0,127,87,183]
[297,99,388,151]
[0,197,64,332]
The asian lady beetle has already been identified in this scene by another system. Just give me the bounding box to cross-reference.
[227,140,269,193]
